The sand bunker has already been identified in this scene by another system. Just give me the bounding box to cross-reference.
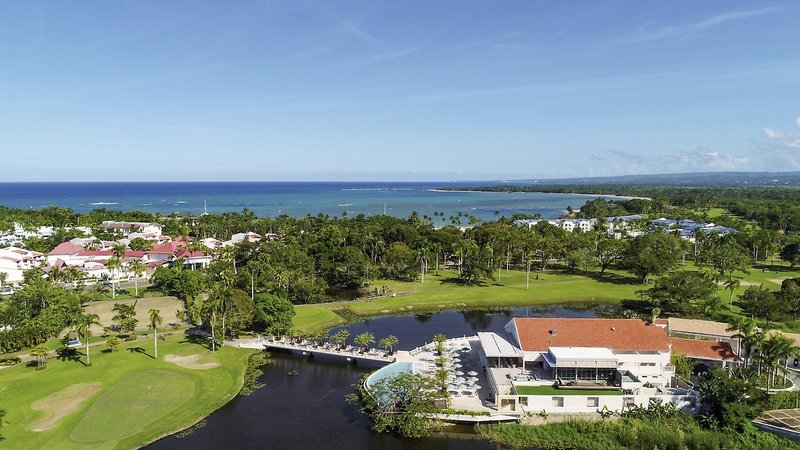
[30,382,102,432]
[770,277,790,285]
[164,354,219,370]
[718,280,758,287]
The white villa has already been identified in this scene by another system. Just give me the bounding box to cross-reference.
[513,219,595,233]
[0,247,44,284]
[478,318,697,414]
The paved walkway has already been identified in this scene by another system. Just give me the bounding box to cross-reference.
[233,337,395,363]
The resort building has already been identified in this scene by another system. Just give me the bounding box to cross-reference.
[0,247,44,284]
[98,221,163,237]
[648,218,737,240]
[479,318,698,414]
[513,219,596,233]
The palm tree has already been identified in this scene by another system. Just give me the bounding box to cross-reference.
[77,313,101,366]
[127,260,145,297]
[759,333,800,391]
[354,332,375,353]
[433,333,447,356]
[723,278,741,307]
[30,344,49,369]
[106,256,122,299]
[330,330,350,349]
[149,309,163,359]
[650,307,661,325]
[379,335,399,354]
[203,295,221,352]
[727,317,761,367]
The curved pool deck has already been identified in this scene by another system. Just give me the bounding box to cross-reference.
[364,361,426,392]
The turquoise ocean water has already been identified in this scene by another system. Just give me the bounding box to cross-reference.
[0,182,611,222]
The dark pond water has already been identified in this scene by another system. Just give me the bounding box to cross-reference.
[148,305,603,450]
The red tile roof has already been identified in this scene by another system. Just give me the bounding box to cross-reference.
[669,338,741,362]
[49,242,85,256]
[175,249,205,258]
[150,241,187,254]
[512,318,671,352]
[76,250,113,257]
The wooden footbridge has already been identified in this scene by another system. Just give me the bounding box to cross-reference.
[235,338,395,365]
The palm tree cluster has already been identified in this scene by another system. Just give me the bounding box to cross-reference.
[727,317,800,392]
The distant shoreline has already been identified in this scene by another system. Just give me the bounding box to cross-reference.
[431,189,651,201]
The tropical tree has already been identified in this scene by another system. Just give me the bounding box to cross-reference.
[625,233,683,284]
[739,285,786,321]
[727,316,762,367]
[760,333,799,392]
[30,344,49,369]
[698,366,768,429]
[106,335,121,352]
[330,330,350,349]
[433,333,447,356]
[127,260,145,297]
[649,307,661,325]
[379,335,399,354]
[354,332,375,353]
[149,308,163,359]
[780,278,800,321]
[77,313,101,366]
[363,372,445,438]
[111,303,138,336]
[202,294,220,352]
[596,237,627,276]
[696,237,751,282]
[723,278,741,308]
[253,293,295,336]
[641,271,716,315]
[106,256,123,299]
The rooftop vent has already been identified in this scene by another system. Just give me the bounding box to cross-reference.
[549,329,557,335]
[610,326,616,332]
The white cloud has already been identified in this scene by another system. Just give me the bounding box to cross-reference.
[759,117,800,169]
[588,148,749,175]
[764,127,784,139]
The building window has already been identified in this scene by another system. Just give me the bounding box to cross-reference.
[519,397,528,406]
[577,368,595,381]
[587,397,599,408]
[624,397,636,409]
[552,397,564,407]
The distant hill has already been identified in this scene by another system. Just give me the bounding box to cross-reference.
[522,172,800,187]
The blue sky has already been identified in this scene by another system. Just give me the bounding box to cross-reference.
[1,1,799,181]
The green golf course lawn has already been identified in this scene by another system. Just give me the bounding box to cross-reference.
[292,265,800,334]
[0,332,253,450]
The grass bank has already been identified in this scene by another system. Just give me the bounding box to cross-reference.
[0,332,254,449]
[292,264,800,334]
[476,417,798,450]
[292,268,640,333]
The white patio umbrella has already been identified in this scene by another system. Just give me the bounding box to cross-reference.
[473,384,482,390]
[454,370,465,376]
[467,370,478,376]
